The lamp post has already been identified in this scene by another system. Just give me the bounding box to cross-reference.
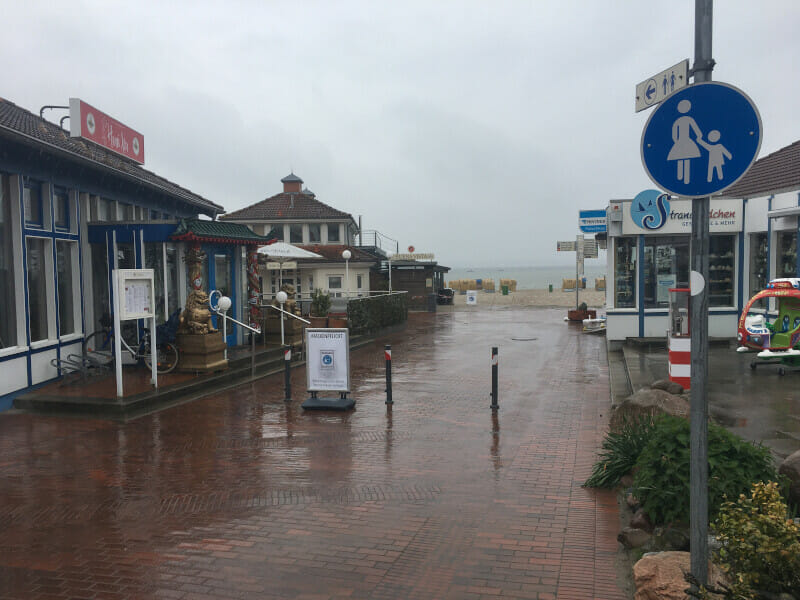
[218,295,232,359]
[342,249,351,298]
[276,290,288,346]
[387,252,392,293]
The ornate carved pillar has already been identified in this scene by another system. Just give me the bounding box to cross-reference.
[246,244,261,327]
[185,242,206,291]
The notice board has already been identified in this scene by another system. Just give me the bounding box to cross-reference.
[305,328,350,392]
[116,269,155,320]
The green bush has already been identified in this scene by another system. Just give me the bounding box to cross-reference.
[633,416,777,525]
[347,293,408,334]
[713,481,800,597]
[310,289,331,317]
[584,416,657,488]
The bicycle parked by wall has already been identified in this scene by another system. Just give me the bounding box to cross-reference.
[85,310,181,374]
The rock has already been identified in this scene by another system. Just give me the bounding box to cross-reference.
[633,551,728,600]
[618,526,651,549]
[626,491,640,511]
[709,404,738,426]
[610,388,689,432]
[630,508,653,533]
[651,379,684,395]
[779,450,800,508]
[651,526,690,552]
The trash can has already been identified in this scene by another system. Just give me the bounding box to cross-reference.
[427,293,437,312]
[548,284,553,293]
[501,285,509,295]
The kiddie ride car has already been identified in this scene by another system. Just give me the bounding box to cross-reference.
[736,278,800,375]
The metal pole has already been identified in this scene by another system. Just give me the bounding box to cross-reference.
[279,301,285,346]
[490,347,498,410]
[222,313,228,360]
[283,346,292,401]
[690,0,714,588]
[251,331,256,378]
[575,239,579,310]
[388,258,392,292]
[385,344,393,405]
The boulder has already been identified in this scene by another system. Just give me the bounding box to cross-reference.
[779,450,800,508]
[634,551,728,600]
[652,526,690,552]
[618,526,651,549]
[626,491,640,511]
[610,388,689,432]
[630,508,654,533]
[651,379,684,395]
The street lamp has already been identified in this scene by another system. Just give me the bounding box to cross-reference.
[386,252,393,293]
[342,249,351,298]
[276,290,288,346]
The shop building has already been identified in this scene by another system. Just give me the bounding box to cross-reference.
[0,97,265,408]
[605,140,800,347]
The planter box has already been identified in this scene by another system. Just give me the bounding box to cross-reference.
[567,309,596,322]
[176,331,228,372]
[308,316,328,328]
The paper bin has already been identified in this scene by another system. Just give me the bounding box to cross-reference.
[501,285,509,295]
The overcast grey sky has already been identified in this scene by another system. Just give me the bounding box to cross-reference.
[3,1,798,267]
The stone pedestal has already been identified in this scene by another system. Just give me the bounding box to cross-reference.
[263,315,305,346]
[176,331,228,373]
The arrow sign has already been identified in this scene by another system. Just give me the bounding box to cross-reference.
[641,81,762,198]
[635,59,689,112]
[646,84,655,100]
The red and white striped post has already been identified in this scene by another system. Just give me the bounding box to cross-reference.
[283,346,292,401]
[668,288,691,391]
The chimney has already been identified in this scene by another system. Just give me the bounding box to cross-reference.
[281,172,303,193]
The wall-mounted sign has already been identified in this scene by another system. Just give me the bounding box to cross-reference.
[623,192,743,235]
[635,59,689,112]
[266,261,297,270]
[579,209,607,233]
[557,241,576,252]
[69,98,145,164]
[391,253,434,261]
[306,328,350,392]
[408,245,415,253]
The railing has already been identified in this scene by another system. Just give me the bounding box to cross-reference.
[356,229,399,254]
[209,290,261,377]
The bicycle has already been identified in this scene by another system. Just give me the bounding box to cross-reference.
[85,311,180,374]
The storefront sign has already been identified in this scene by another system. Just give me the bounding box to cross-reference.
[266,261,297,270]
[579,209,607,233]
[306,328,350,392]
[623,193,742,235]
[69,98,145,164]
[391,253,434,261]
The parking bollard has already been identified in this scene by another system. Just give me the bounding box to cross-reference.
[284,346,292,402]
[385,345,393,405]
[490,346,498,410]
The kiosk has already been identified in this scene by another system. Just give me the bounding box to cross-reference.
[667,288,691,390]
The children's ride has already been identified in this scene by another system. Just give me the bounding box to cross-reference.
[737,278,800,375]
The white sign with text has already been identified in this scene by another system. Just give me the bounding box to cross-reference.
[305,328,350,392]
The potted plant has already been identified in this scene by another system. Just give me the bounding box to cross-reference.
[309,289,330,327]
[567,301,596,322]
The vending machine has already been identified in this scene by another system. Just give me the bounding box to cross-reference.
[667,288,691,390]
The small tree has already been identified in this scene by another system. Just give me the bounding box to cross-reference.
[310,289,331,317]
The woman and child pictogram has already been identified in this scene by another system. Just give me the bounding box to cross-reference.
[667,99,732,185]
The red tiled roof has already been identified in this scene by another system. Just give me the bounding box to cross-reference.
[297,245,376,263]
[220,192,354,222]
[0,98,223,214]
[718,140,800,198]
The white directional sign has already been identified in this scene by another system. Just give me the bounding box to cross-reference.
[635,59,689,112]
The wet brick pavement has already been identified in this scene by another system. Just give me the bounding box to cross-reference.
[0,308,627,599]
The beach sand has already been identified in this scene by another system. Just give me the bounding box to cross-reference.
[445,288,606,309]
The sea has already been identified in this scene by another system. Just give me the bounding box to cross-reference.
[446,265,607,290]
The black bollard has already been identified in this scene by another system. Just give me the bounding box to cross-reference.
[284,346,292,402]
[490,346,498,410]
[385,344,393,405]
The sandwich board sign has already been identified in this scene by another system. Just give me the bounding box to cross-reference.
[641,81,762,198]
[303,328,354,410]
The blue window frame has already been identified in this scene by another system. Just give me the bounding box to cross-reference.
[23,178,43,228]
[54,187,70,231]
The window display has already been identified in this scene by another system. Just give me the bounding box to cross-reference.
[749,232,768,297]
[614,237,636,308]
[708,235,735,307]
[778,231,797,279]
[644,236,688,309]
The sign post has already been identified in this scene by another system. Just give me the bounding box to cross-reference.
[638,1,762,586]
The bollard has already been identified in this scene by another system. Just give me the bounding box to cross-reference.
[490,346,498,410]
[283,346,292,402]
[385,344,393,405]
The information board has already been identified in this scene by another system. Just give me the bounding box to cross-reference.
[306,328,350,392]
[116,269,155,320]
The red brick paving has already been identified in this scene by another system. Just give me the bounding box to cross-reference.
[0,308,629,599]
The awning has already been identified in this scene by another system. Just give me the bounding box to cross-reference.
[768,206,800,219]
[170,218,274,245]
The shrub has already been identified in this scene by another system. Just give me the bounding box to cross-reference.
[584,416,657,488]
[347,293,408,334]
[633,415,777,525]
[310,289,331,317]
[713,481,800,597]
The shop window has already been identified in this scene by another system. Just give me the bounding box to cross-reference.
[53,188,70,231]
[309,224,321,243]
[0,175,18,348]
[166,244,180,315]
[56,240,78,336]
[146,243,166,323]
[614,237,636,309]
[290,224,303,244]
[93,197,111,222]
[26,237,53,343]
[643,236,689,309]
[357,274,362,289]
[327,224,340,243]
[23,179,43,228]
[749,232,768,297]
[708,235,735,307]
[328,275,342,297]
[90,242,110,333]
[150,209,160,221]
[120,203,135,221]
[777,231,797,279]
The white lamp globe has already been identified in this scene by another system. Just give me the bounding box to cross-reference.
[218,295,232,312]
[276,291,288,304]
[342,249,352,260]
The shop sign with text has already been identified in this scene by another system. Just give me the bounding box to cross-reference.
[623,196,742,235]
[69,98,145,164]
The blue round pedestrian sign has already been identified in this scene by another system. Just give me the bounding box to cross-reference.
[641,82,762,198]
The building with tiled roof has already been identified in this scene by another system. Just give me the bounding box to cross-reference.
[221,173,358,246]
[719,140,800,199]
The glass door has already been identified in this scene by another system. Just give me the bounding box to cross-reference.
[210,247,236,347]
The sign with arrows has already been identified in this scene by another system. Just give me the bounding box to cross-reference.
[635,59,689,112]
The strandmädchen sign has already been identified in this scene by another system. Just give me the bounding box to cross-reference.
[391,253,434,261]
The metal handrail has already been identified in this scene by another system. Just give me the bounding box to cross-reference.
[211,310,262,334]
[264,304,311,325]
